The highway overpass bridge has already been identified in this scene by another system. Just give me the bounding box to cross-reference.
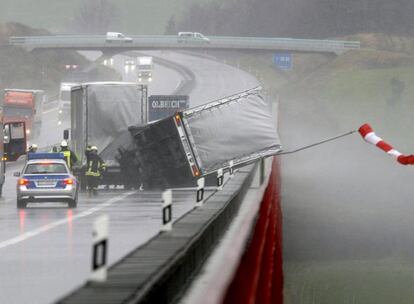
[9,34,360,55]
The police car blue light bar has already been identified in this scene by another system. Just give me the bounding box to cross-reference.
[27,153,65,160]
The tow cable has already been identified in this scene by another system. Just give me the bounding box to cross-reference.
[278,130,357,155]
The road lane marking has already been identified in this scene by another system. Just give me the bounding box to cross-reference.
[0,191,135,250]
[42,107,58,114]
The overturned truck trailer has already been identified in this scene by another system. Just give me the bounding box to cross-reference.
[117,87,281,189]
[70,82,148,187]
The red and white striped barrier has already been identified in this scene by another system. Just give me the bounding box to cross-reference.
[359,123,414,165]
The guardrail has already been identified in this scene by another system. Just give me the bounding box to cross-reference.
[9,35,360,54]
[58,163,258,303]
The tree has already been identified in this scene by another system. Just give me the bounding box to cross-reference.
[165,15,177,35]
[73,0,120,34]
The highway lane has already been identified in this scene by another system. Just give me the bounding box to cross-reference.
[0,51,257,303]
[0,52,187,303]
[0,189,211,304]
[78,51,183,95]
[144,50,259,104]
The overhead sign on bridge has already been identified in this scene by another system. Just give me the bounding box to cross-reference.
[148,95,189,121]
[273,53,292,70]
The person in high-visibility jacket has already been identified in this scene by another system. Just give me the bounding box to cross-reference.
[60,140,78,169]
[85,146,106,195]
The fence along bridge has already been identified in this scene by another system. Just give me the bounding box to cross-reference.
[9,34,360,55]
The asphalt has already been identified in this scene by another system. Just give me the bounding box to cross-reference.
[0,51,259,304]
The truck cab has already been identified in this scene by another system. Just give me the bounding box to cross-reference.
[136,56,153,83]
[58,82,77,125]
[0,121,27,196]
[3,89,44,139]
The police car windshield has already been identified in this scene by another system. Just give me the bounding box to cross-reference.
[25,163,68,174]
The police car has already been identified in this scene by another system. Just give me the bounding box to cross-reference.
[14,153,79,209]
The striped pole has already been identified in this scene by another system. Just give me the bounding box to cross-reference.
[90,215,109,282]
[161,190,172,231]
[196,178,205,207]
[229,160,234,178]
[359,123,414,165]
[217,168,224,191]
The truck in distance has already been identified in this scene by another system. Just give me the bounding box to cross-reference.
[136,56,153,83]
[0,118,27,195]
[124,59,136,73]
[3,89,44,139]
[58,82,77,125]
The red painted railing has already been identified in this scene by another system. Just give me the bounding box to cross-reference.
[223,159,283,304]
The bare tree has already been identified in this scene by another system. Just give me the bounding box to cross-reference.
[73,0,120,34]
[164,15,177,35]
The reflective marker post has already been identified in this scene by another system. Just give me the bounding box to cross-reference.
[196,177,205,207]
[90,215,109,282]
[217,169,224,191]
[161,190,172,231]
[229,160,234,178]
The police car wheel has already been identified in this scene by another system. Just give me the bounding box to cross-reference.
[68,199,77,208]
[17,199,26,209]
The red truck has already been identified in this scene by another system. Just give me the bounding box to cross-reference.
[3,89,44,140]
[0,103,27,194]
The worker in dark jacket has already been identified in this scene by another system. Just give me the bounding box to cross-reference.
[28,144,38,153]
[60,140,78,169]
[84,145,92,162]
[85,146,106,195]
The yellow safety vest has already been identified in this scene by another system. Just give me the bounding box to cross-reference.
[63,150,71,168]
[86,160,104,177]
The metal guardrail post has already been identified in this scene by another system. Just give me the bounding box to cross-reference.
[260,158,265,185]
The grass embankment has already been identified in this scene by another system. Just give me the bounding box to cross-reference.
[280,37,414,304]
[284,259,414,304]
[221,34,414,304]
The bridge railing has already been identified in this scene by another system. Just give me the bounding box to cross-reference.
[9,35,360,52]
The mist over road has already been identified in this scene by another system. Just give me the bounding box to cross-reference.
[281,91,414,303]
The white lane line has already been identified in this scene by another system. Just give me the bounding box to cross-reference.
[0,191,135,250]
[42,107,58,114]
[174,80,183,91]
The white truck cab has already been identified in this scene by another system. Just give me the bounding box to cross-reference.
[106,32,133,43]
[178,32,210,43]
[58,82,77,125]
